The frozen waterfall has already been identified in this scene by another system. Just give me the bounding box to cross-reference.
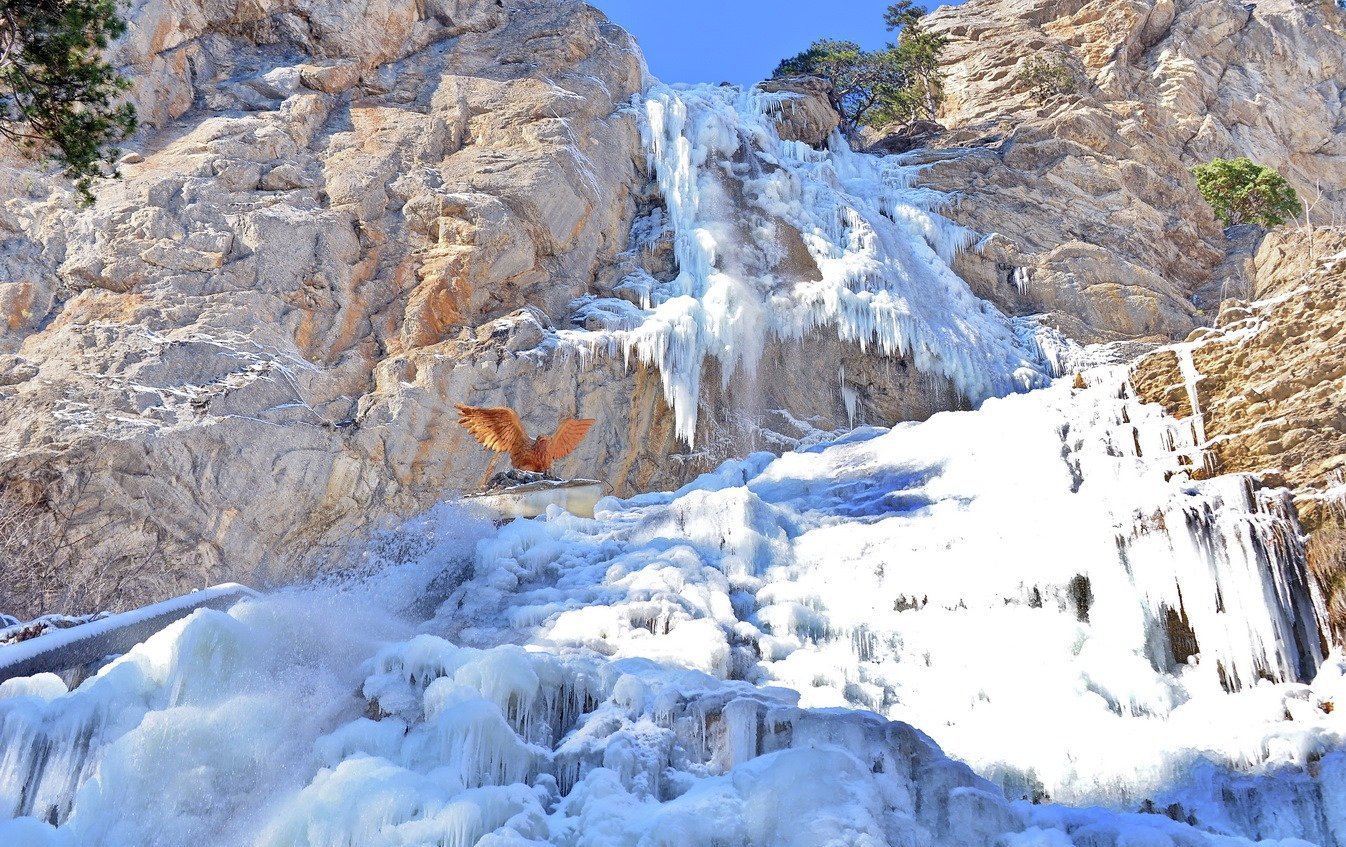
[0,81,1340,847]
[560,84,1050,446]
[1,369,1342,847]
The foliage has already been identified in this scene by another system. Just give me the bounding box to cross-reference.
[879,0,945,126]
[775,39,905,130]
[0,478,181,620]
[772,2,946,131]
[0,0,138,202]
[1013,55,1078,103]
[1190,157,1302,228]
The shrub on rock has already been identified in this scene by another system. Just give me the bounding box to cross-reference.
[1191,157,1302,228]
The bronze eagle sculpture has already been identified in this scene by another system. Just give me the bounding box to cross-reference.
[455,404,595,474]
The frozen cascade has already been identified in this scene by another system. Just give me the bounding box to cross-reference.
[1174,344,1208,448]
[2,370,1343,847]
[559,84,1050,445]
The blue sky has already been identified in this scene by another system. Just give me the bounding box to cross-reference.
[590,1,965,86]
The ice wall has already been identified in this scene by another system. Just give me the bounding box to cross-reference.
[560,85,1050,445]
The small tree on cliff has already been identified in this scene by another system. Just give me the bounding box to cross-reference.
[1191,157,1302,228]
[880,0,946,125]
[0,0,138,202]
[772,2,945,132]
[1013,55,1078,103]
[774,40,906,131]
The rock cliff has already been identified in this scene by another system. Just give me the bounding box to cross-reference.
[0,0,651,607]
[917,0,1346,343]
[0,0,977,612]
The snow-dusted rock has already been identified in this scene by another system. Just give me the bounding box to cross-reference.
[755,76,842,147]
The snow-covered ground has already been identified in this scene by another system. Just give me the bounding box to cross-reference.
[1,370,1342,847]
[1,85,1342,847]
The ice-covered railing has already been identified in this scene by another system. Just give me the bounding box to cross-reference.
[559,84,1049,445]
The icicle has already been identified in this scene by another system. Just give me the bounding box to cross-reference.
[1174,344,1208,448]
[840,364,858,428]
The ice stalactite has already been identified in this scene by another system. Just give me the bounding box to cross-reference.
[1120,476,1326,690]
[1174,343,1209,449]
[839,364,858,427]
[559,84,1049,445]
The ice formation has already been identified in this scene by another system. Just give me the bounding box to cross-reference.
[560,84,1050,445]
[2,371,1343,847]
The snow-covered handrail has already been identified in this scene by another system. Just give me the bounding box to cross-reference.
[0,584,259,684]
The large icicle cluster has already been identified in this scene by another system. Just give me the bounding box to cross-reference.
[2,373,1342,847]
[560,85,1050,445]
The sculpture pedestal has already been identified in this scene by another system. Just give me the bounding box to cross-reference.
[461,478,604,520]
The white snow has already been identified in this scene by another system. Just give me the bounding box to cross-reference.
[559,84,1050,445]
[1,372,1342,847]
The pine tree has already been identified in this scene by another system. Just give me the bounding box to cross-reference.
[772,2,946,132]
[0,0,138,202]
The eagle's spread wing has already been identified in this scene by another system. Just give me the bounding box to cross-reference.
[546,417,595,464]
[456,404,528,455]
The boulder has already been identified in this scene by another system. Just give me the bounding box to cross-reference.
[756,77,843,147]
[865,120,947,155]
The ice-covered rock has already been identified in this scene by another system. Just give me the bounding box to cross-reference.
[1131,226,1346,638]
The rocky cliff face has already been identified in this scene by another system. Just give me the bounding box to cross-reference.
[0,0,977,612]
[0,0,651,607]
[917,0,1346,343]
